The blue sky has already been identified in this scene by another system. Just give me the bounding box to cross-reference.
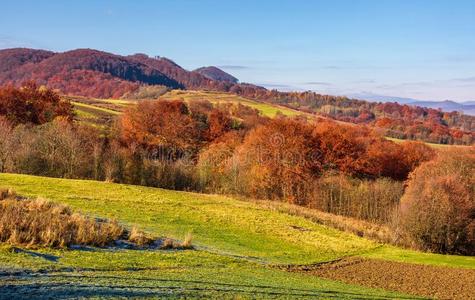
[1,0,475,101]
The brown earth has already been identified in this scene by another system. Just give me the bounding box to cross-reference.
[283,257,475,300]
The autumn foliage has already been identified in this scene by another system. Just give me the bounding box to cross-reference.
[1,48,473,145]
[119,100,200,154]
[0,85,472,254]
[398,149,475,254]
[233,118,321,204]
[0,82,73,125]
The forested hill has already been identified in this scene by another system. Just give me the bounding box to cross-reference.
[0,48,474,144]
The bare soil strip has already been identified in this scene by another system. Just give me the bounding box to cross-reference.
[284,257,475,300]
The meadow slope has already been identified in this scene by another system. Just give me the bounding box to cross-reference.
[0,174,474,298]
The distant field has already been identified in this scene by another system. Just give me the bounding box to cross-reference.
[67,91,310,121]
[1,173,474,298]
[160,90,311,118]
[66,92,470,149]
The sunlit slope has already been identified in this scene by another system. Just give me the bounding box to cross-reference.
[160,90,310,118]
[0,173,375,265]
[1,173,473,269]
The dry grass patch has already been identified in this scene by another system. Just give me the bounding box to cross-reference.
[0,188,18,200]
[160,233,194,250]
[127,226,154,246]
[0,197,125,248]
[0,190,194,250]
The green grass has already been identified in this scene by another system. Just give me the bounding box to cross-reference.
[0,173,473,269]
[161,90,309,118]
[363,245,475,269]
[0,174,422,298]
[74,107,100,120]
[0,173,377,265]
[0,246,409,299]
[1,173,472,298]
[72,101,121,115]
[101,98,135,106]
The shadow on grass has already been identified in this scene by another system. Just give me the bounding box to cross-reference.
[0,272,417,299]
[11,248,60,262]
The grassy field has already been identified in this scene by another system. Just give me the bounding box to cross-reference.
[69,91,470,150]
[0,173,473,298]
[69,90,309,122]
[160,90,310,118]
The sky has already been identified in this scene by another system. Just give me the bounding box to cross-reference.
[1,0,475,101]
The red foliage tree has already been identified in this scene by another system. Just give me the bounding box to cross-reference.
[0,82,73,125]
[119,100,200,156]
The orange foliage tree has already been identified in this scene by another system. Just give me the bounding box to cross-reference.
[118,100,200,157]
[0,82,73,125]
[398,149,475,254]
[233,118,322,204]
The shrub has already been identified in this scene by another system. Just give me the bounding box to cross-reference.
[0,197,124,248]
[128,226,154,246]
[160,233,193,250]
[397,149,475,254]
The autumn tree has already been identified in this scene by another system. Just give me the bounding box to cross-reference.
[118,100,200,158]
[0,117,13,172]
[313,121,373,177]
[0,82,73,125]
[197,131,244,192]
[233,118,321,204]
[397,149,475,254]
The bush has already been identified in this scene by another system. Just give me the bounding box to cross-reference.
[0,197,124,248]
[397,149,475,254]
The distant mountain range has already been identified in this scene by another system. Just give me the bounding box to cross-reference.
[348,92,475,116]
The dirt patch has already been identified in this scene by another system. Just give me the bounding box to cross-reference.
[284,257,475,299]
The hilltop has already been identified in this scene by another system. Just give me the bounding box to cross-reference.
[194,66,239,83]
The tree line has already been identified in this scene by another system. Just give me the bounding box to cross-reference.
[0,83,473,255]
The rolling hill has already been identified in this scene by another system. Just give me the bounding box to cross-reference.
[0,48,474,145]
[0,173,474,298]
